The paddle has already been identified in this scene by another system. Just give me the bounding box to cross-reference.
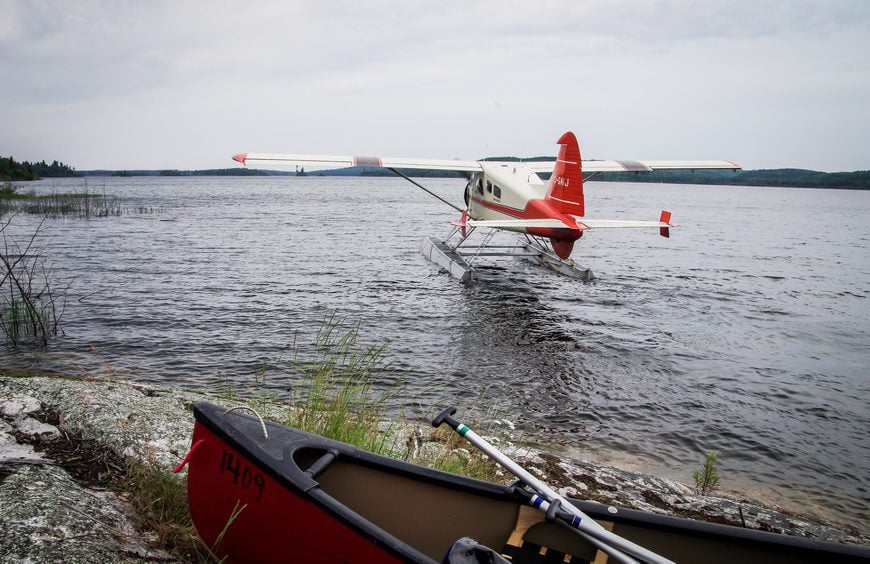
[432,406,674,564]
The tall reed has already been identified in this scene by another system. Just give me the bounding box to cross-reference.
[284,315,397,455]
[0,182,121,218]
[218,315,509,480]
[0,216,65,345]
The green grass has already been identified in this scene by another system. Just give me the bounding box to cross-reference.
[281,317,398,455]
[1,295,59,344]
[218,315,510,482]
[124,461,209,560]
[0,181,162,217]
[1,216,65,345]
[0,187,122,218]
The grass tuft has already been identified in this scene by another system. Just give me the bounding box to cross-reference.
[214,315,514,483]
[1,216,66,345]
[0,185,122,218]
[124,461,207,559]
[283,315,397,455]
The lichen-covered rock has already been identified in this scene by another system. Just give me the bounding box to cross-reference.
[0,419,45,465]
[12,414,61,441]
[515,449,869,546]
[0,464,169,562]
[0,395,41,418]
[0,377,204,471]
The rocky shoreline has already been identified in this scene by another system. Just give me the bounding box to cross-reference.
[1,372,867,562]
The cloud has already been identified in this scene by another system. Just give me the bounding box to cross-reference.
[1,0,869,170]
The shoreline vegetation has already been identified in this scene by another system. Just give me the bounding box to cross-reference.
[0,319,508,560]
[2,365,868,561]
[3,155,869,189]
[2,318,868,558]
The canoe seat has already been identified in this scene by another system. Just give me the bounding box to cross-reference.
[499,505,602,563]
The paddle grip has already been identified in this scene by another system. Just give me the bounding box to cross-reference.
[545,498,561,523]
[431,406,460,430]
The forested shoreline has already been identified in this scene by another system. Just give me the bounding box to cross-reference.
[3,155,868,189]
[588,168,870,189]
[1,156,79,180]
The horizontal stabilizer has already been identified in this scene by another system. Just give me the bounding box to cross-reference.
[467,218,578,229]
[578,210,675,237]
[576,219,671,229]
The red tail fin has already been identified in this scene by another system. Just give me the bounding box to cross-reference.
[659,210,671,238]
[545,132,584,217]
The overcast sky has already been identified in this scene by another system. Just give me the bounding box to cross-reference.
[1,0,868,171]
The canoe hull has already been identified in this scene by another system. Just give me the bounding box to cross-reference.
[188,422,404,563]
[185,403,870,563]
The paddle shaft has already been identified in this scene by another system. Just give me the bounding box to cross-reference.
[515,490,638,564]
[432,407,674,564]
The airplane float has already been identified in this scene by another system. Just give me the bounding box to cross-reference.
[233,132,739,282]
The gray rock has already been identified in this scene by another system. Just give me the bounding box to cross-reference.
[0,464,170,562]
[0,395,41,418]
[0,377,204,472]
[512,450,869,546]
[0,418,46,465]
[12,415,61,441]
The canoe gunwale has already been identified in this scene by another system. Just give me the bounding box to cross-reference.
[189,402,870,563]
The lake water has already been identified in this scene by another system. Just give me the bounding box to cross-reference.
[3,176,868,531]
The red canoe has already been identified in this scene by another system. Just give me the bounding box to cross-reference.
[183,402,869,563]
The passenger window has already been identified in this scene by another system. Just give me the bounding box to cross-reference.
[494,185,501,199]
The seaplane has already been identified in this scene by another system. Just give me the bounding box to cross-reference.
[233,132,739,282]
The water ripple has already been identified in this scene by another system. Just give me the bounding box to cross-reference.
[2,177,869,530]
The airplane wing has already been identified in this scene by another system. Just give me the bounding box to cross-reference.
[233,153,482,172]
[234,153,739,174]
[525,159,740,173]
[234,151,741,182]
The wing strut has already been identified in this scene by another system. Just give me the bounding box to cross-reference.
[583,171,603,182]
[387,167,463,212]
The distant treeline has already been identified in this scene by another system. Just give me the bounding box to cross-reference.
[589,168,870,190]
[290,165,870,188]
[1,156,80,180]
[82,166,870,188]
[5,152,867,189]
[84,168,295,177]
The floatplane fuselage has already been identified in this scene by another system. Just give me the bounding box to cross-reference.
[233,132,739,281]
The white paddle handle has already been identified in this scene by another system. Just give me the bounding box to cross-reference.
[432,407,674,564]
